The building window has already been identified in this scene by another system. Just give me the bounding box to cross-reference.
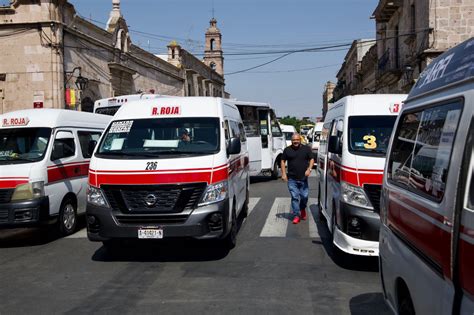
[210,62,216,70]
[210,39,215,51]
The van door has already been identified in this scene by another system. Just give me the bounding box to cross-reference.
[258,109,272,170]
[326,119,343,222]
[46,129,80,216]
[318,122,332,211]
[456,121,474,313]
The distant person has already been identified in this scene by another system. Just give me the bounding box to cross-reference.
[281,133,314,224]
[180,129,191,143]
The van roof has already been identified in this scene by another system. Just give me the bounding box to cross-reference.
[113,96,232,120]
[0,108,111,129]
[407,37,474,100]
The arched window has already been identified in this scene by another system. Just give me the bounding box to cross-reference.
[210,62,216,70]
[210,38,215,51]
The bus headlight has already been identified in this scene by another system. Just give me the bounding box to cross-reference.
[11,181,45,201]
[87,185,109,208]
[341,181,373,210]
[199,181,228,206]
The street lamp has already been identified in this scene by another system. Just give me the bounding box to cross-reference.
[65,66,89,91]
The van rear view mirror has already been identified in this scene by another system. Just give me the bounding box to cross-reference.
[227,137,241,155]
[328,136,342,155]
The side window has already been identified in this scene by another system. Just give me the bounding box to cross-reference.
[388,100,463,202]
[270,112,282,137]
[229,121,241,140]
[319,122,331,155]
[238,123,247,143]
[224,120,230,141]
[51,131,76,161]
[78,131,101,158]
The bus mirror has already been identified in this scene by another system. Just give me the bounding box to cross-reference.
[328,136,342,154]
[227,137,241,155]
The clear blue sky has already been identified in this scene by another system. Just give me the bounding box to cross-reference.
[70,0,378,118]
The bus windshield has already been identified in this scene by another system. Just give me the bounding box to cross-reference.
[0,128,51,164]
[97,117,220,158]
[348,116,397,156]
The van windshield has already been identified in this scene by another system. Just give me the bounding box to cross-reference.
[348,116,397,156]
[97,117,220,158]
[0,128,52,164]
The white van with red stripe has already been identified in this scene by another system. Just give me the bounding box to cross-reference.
[380,38,474,315]
[0,109,110,235]
[86,97,250,250]
[317,94,406,256]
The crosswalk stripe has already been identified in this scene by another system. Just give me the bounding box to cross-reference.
[260,197,290,237]
[307,198,319,238]
[247,197,260,216]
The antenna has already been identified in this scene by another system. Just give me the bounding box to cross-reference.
[212,0,215,18]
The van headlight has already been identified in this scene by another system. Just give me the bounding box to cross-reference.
[341,181,373,210]
[11,181,45,201]
[87,185,109,208]
[199,181,228,206]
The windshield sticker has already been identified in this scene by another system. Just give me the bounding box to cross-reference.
[109,120,133,134]
[110,138,125,150]
[363,135,377,149]
[0,150,14,157]
[143,140,179,148]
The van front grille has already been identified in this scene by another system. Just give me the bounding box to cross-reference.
[102,183,206,214]
[114,214,189,225]
[0,189,14,203]
[364,184,382,213]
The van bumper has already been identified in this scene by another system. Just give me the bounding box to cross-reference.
[86,199,230,242]
[0,197,52,228]
[333,201,380,256]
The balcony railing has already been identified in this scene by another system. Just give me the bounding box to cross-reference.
[378,49,402,78]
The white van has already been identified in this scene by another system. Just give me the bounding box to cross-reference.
[235,101,286,179]
[317,94,406,256]
[86,97,250,250]
[380,38,474,314]
[0,109,110,235]
[93,93,164,116]
[280,124,297,147]
[308,122,324,159]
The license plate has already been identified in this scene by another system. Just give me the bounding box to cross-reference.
[138,228,163,239]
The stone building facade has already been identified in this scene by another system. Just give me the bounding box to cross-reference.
[0,0,225,114]
[333,39,375,101]
[322,81,335,119]
[373,0,474,93]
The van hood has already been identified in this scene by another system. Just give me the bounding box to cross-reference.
[0,163,35,189]
[345,154,386,186]
[89,155,229,187]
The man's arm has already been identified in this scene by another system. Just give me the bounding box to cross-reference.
[305,147,314,177]
[281,159,288,182]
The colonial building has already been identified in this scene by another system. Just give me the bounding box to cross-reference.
[0,0,225,114]
[333,39,375,101]
[322,81,335,119]
[373,0,474,93]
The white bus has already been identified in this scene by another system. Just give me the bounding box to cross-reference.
[234,101,286,178]
[93,94,165,116]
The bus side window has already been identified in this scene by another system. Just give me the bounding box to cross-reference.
[238,123,247,143]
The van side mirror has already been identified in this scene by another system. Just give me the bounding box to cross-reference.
[227,137,241,155]
[88,140,98,157]
[328,136,342,155]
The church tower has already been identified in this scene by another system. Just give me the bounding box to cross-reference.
[203,18,224,76]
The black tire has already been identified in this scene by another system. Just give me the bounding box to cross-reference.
[58,197,77,236]
[223,204,237,249]
[241,186,250,218]
[271,160,279,179]
[398,290,416,315]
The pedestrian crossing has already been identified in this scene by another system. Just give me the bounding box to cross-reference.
[67,197,321,240]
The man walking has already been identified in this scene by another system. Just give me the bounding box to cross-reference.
[281,133,314,224]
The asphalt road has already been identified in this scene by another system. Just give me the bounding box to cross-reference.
[0,173,390,314]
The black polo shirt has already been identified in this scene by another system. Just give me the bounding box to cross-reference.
[281,144,313,180]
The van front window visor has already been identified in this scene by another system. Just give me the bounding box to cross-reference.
[97,117,220,158]
[348,116,397,156]
[0,127,52,164]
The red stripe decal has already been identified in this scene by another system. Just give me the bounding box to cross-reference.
[459,238,474,296]
[0,179,29,189]
[48,163,90,183]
